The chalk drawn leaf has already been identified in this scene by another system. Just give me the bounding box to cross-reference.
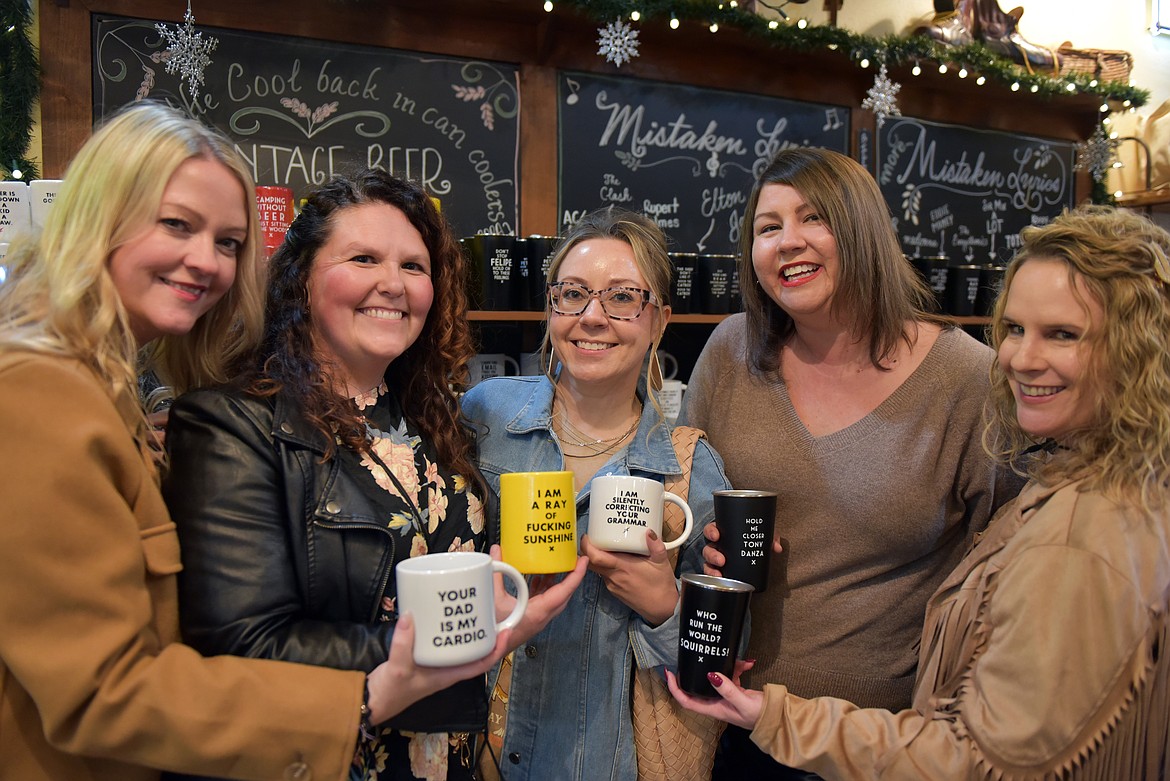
[480,102,495,131]
[902,185,921,226]
[311,101,339,124]
[615,151,641,172]
[453,84,486,101]
[280,97,313,119]
[136,67,156,100]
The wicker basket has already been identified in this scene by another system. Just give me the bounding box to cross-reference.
[1058,44,1133,84]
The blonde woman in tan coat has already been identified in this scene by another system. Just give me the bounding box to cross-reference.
[0,102,562,781]
[670,206,1170,780]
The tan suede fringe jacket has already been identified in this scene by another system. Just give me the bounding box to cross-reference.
[750,477,1170,780]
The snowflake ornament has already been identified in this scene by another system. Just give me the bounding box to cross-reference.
[155,1,218,100]
[1074,125,1120,182]
[861,64,902,128]
[597,18,640,68]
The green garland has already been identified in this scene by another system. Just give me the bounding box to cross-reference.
[563,0,1149,106]
[0,0,40,182]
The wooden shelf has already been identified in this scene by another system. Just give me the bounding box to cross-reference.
[1116,188,1170,209]
[953,316,991,326]
[468,311,733,324]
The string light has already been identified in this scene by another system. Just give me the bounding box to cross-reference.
[1065,82,1076,92]
[630,9,640,20]
[1030,84,1039,92]
[669,15,679,29]
[911,62,921,76]
[709,22,719,32]
[796,18,807,28]
[768,19,778,29]
[958,67,968,78]
[938,63,948,74]
[1011,81,1020,91]
[976,75,986,85]
[859,57,869,68]
[543,0,553,10]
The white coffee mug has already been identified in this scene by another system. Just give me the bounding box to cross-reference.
[520,351,544,376]
[468,353,520,386]
[658,379,687,424]
[465,353,521,388]
[587,475,694,555]
[395,551,528,666]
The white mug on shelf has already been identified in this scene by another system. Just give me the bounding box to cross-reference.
[468,353,520,386]
[658,379,687,424]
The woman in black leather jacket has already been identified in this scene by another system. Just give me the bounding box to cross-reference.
[162,170,584,781]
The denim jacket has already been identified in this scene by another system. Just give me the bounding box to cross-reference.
[462,376,732,781]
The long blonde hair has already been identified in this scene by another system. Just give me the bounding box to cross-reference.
[985,206,1170,514]
[0,101,263,436]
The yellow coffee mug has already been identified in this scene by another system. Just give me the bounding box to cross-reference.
[499,471,578,574]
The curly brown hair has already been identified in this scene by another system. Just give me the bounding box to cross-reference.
[984,205,1170,513]
[243,169,481,494]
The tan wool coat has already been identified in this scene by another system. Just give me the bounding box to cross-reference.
[0,352,365,781]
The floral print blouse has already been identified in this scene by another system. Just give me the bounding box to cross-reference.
[347,383,485,781]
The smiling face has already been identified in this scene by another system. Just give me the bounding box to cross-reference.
[750,183,841,323]
[997,257,1103,442]
[549,238,662,397]
[107,156,246,344]
[307,202,434,395]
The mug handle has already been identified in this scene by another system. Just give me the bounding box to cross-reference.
[492,560,529,631]
[503,356,521,376]
[657,351,678,380]
[660,492,694,551]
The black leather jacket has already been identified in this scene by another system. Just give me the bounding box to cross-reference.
[164,387,406,670]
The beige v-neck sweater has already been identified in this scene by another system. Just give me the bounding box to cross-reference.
[682,316,1024,710]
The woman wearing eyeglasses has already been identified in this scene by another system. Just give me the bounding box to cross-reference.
[461,207,733,781]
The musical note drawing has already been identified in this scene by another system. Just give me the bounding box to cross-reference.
[565,78,581,105]
[822,108,842,131]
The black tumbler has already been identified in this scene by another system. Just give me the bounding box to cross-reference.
[697,254,735,314]
[677,574,754,697]
[909,255,949,312]
[466,234,520,310]
[526,235,561,310]
[669,252,698,315]
[975,265,1006,317]
[713,490,777,592]
[944,264,982,316]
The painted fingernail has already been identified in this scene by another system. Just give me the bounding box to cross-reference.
[648,530,659,541]
[745,658,757,665]
[707,672,723,687]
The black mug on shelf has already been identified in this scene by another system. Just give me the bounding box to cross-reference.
[944,263,982,317]
[465,234,521,311]
[908,255,949,313]
[669,252,698,315]
[697,254,735,314]
[975,265,1006,318]
[526,235,561,311]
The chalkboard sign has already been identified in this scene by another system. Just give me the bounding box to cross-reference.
[93,15,520,237]
[558,71,850,254]
[876,116,1075,264]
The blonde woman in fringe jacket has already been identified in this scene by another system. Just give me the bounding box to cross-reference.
[668,205,1170,780]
